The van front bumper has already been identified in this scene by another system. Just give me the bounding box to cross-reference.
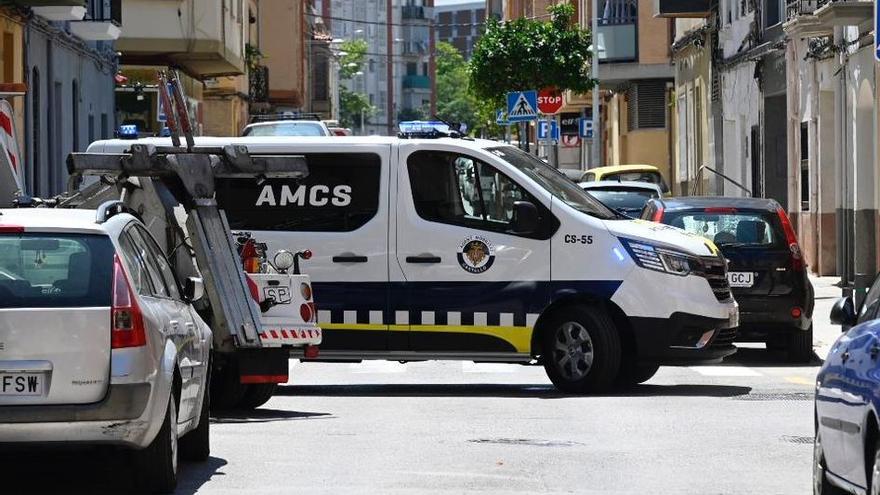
[630,310,738,365]
[0,383,156,448]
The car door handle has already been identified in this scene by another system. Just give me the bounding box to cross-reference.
[871,345,880,359]
[406,255,441,264]
[332,255,368,263]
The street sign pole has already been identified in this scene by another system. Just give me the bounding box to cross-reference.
[591,0,601,168]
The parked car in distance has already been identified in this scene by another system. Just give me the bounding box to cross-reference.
[642,196,814,362]
[558,168,585,182]
[580,180,663,217]
[328,127,352,136]
[815,281,880,494]
[242,120,331,137]
[0,205,213,493]
[580,164,670,193]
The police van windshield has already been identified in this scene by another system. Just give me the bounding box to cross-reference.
[486,146,616,219]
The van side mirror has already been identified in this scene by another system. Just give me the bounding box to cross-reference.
[511,201,539,235]
[184,276,205,302]
[830,296,856,327]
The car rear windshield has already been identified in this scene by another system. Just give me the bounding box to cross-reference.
[244,122,326,137]
[606,171,662,184]
[662,210,785,248]
[0,233,114,308]
[586,188,658,211]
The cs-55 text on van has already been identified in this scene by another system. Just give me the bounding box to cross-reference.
[91,136,739,393]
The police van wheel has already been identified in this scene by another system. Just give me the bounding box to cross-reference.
[542,305,621,393]
[615,361,660,387]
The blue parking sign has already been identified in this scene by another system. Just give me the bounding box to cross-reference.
[538,120,559,141]
[579,118,594,139]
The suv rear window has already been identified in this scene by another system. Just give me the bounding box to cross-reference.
[663,210,785,248]
[0,233,114,308]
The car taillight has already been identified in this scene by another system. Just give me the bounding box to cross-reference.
[111,255,146,349]
[0,225,24,233]
[651,206,664,222]
[776,206,804,271]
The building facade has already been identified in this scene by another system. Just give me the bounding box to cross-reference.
[784,0,876,282]
[434,1,485,59]
[321,0,436,135]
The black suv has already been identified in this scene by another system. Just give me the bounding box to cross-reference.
[641,197,814,362]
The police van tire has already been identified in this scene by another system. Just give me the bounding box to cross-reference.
[541,305,621,393]
[787,326,814,364]
[236,383,278,410]
[615,362,660,387]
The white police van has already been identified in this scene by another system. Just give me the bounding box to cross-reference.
[89,135,738,392]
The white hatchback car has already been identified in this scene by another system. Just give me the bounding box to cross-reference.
[0,204,212,493]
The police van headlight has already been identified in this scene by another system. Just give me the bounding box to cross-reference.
[618,238,700,277]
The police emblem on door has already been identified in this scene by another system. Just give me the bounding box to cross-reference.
[457,235,495,274]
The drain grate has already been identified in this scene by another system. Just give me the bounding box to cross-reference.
[468,438,582,447]
[733,392,814,401]
[781,435,814,444]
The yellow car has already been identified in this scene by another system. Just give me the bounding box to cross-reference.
[580,164,669,193]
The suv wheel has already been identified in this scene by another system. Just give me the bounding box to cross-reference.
[541,305,620,393]
[788,325,814,363]
[136,395,178,493]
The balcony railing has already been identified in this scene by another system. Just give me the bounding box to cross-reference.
[786,0,818,18]
[402,75,430,90]
[250,65,269,103]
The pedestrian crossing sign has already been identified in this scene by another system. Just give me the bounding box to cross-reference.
[495,109,509,126]
[507,91,538,122]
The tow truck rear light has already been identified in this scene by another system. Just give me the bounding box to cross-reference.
[243,257,261,274]
[300,282,312,300]
[776,206,804,271]
[0,225,24,233]
[304,345,320,359]
[240,239,262,273]
[111,255,147,348]
[650,206,664,222]
[245,275,260,303]
[791,307,803,319]
[300,303,313,322]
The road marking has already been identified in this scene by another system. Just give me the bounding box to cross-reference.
[784,376,815,386]
[690,366,762,377]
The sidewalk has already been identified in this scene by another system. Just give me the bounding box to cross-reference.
[810,275,843,361]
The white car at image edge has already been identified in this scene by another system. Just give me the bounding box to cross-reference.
[0,205,212,494]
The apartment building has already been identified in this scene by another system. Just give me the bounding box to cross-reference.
[322,0,435,135]
[434,1,485,59]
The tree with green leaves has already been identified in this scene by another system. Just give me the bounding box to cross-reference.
[336,39,375,132]
[469,3,594,106]
[434,42,500,138]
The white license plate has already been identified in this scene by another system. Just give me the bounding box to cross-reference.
[0,373,43,396]
[727,272,755,288]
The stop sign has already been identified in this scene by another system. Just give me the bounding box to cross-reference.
[537,89,563,115]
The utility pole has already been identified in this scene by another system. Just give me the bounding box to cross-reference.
[591,0,601,168]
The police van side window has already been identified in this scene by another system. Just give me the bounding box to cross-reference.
[216,153,381,232]
[408,150,556,239]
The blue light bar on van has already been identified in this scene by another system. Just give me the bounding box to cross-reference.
[118,124,139,139]
[398,121,450,137]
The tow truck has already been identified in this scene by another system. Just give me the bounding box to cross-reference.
[10,72,322,409]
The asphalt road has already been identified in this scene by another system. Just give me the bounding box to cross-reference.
[0,277,845,494]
